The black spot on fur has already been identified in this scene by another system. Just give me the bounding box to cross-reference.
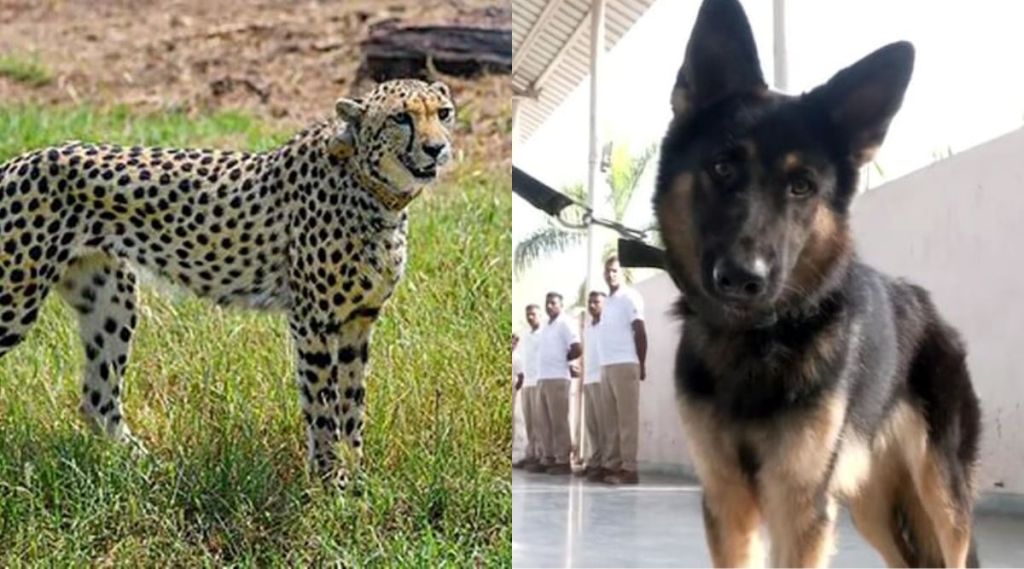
[338,346,357,364]
[301,350,332,368]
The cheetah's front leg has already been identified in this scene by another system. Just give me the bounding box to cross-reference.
[290,315,374,488]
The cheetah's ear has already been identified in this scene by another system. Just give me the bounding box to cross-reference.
[331,98,365,157]
[429,81,451,100]
[335,97,366,124]
[328,123,357,159]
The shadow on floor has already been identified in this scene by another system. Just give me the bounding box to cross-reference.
[512,470,1024,568]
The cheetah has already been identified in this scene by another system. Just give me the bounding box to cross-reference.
[0,79,455,487]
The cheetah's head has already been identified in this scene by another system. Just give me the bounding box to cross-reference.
[332,79,455,199]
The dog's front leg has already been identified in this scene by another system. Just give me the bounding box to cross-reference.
[701,478,765,568]
[761,480,838,568]
[681,401,765,568]
[758,398,847,568]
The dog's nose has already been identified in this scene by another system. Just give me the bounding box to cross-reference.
[422,143,446,159]
[713,257,768,300]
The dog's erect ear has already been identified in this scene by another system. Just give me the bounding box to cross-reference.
[808,41,914,166]
[672,0,765,116]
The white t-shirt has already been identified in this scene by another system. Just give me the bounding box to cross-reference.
[597,286,644,365]
[584,319,602,384]
[521,326,542,387]
[537,313,580,381]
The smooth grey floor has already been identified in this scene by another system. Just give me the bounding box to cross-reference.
[512,470,1024,568]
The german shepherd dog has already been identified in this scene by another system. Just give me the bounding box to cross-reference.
[653,0,982,566]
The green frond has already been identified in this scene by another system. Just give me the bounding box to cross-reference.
[562,182,587,203]
[607,143,658,221]
[513,224,586,276]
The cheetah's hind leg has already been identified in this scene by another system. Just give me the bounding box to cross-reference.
[57,253,145,451]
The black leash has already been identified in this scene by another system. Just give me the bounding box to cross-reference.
[512,166,667,270]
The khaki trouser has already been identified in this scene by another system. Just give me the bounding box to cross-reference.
[600,363,640,472]
[512,384,527,461]
[522,385,542,461]
[582,382,605,467]
[537,379,571,464]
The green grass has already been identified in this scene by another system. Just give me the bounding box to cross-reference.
[0,105,289,159]
[0,106,512,565]
[0,53,53,87]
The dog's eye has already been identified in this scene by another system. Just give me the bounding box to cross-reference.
[437,107,453,121]
[788,177,816,197]
[710,160,736,182]
[391,112,413,126]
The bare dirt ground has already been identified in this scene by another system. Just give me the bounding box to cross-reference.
[0,0,511,166]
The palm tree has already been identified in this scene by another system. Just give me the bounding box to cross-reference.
[606,143,657,224]
[513,143,658,277]
[512,182,588,276]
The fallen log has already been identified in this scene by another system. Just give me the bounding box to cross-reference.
[358,24,512,81]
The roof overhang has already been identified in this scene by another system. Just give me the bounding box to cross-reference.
[513,0,657,143]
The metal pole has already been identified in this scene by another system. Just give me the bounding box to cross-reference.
[772,0,788,92]
[587,0,605,292]
[579,0,605,468]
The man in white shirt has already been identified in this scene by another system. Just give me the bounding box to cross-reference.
[580,290,607,479]
[535,292,582,475]
[597,256,648,485]
[513,305,544,470]
[511,333,525,462]
[512,333,523,390]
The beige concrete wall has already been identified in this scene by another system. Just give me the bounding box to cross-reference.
[634,274,692,473]
[634,127,1024,496]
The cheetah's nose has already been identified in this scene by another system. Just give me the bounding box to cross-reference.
[422,143,446,159]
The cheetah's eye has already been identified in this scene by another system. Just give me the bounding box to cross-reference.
[391,112,413,126]
[437,107,452,121]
